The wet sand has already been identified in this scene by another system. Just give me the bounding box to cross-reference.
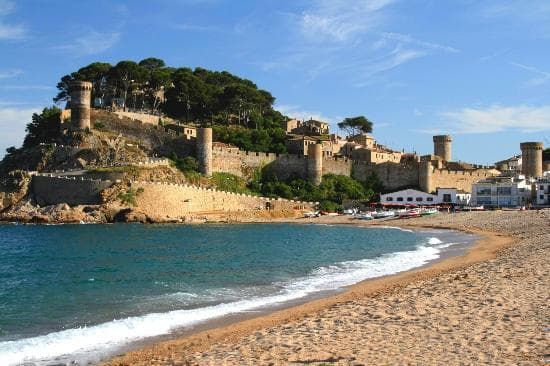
[105,210,549,365]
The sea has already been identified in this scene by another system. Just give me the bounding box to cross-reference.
[0,223,477,365]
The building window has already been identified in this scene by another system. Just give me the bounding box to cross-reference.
[540,185,544,190]
[407,197,413,202]
[386,197,393,201]
[477,188,491,195]
[416,197,423,202]
[541,195,545,200]
[443,194,452,203]
[497,187,512,195]
[427,197,434,202]
[397,197,404,202]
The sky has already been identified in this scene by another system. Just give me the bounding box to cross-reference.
[0,0,549,164]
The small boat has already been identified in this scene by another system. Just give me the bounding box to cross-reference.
[421,208,438,216]
[399,209,421,218]
[343,208,358,215]
[372,210,395,219]
[304,211,320,218]
[355,213,373,220]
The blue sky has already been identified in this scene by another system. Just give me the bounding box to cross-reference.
[0,0,549,163]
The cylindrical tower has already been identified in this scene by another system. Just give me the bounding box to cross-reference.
[307,143,323,186]
[520,142,543,178]
[197,127,213,177]
[419,160,434,193]
[70,80,92,131]
[433,135,452,162]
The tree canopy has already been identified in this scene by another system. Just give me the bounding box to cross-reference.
[23,107,61,148]
[53,58,286,130]
[337,116,373,136]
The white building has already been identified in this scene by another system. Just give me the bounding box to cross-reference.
[534,178,550,206]
[471,176,532,207]
[495,155,522,173]
[380,188,470,205]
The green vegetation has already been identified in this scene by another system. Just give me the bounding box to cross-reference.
[212,125,287,153]
[252,173,379,212]
[169,155,201,184]
[337,116,373,136]
[54,58,287,130]
[544,148,550,161]
[211,172,257,195]
[117,187,144,207]
[22,107,61,148]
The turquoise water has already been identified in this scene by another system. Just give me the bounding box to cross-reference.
[0,223,474,365]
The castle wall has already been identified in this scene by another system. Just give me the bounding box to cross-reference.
[91,109,195,157]
[353,162,419,191]
[32,174,113,206]
[211,148,280,177]
[323,157,351,177]
[130,181,316,218]
[430,169,498,193]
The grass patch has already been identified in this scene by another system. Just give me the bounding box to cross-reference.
[211,172,256,195]
[117,187,144,206]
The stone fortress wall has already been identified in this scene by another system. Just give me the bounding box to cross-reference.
[32,174,113,206]
[203,128,495,193]
[210,141,352,181]
[130,181,315,218]
[30,174,315,214]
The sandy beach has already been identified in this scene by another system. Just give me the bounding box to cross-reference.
[105,210,549,365]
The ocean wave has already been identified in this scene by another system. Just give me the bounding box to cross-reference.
[0,242,447,365]
[428,237,443,245]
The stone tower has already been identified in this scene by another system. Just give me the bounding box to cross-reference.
[419,160,434,193]
[520,142,544,178]
[307,143,323,186]
[70,80,92,131]
[433,135,452,162]
[197,127,213,177]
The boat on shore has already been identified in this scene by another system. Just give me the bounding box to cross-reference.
[397,208,422,218]
[372,211,395,219]
[354,213,373,220]
[421,208,438,216]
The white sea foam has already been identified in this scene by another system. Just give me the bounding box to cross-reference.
[0,241,450,365]
[428,237,443,245]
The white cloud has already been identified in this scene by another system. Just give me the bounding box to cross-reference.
[381,32,459,53]
[477,1,550,37]
[510,62,550,86]
[275,104,333,123]
[299,0,396,43]
[438,105,550,134]
[0,106,40,155]
[57,31,120,56]
[0,68,22,79]
[0,0,27,40]
[353,46,425,87]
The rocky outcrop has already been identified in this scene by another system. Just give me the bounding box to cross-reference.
[0,170,32,212]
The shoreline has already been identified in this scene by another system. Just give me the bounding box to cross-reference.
[104,213,519,365]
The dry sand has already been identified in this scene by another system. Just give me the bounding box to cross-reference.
[105,210,549,365]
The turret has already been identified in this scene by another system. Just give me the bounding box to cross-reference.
[196,127,213,176]
[419,160,434,193]
[70,80,92,131]
[433,135,452,162]
[307,143,323,186]
[520,142,544,178]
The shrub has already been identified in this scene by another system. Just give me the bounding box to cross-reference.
[117,187,144,206]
